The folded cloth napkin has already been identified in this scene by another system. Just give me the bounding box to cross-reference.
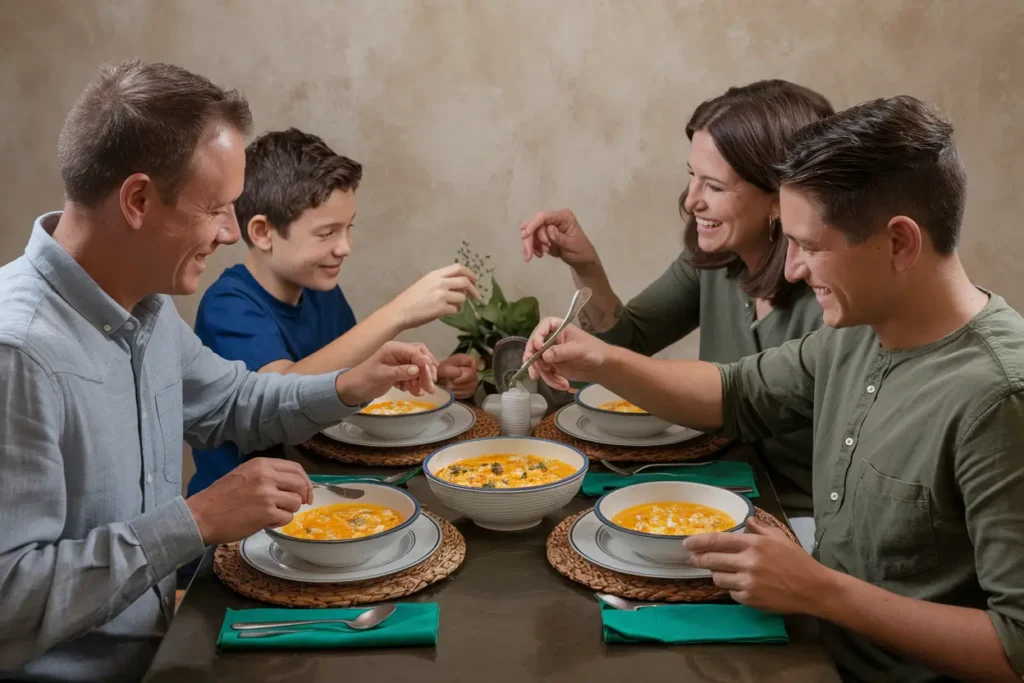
[581,461,759,498]
[601,602,787,645]
[217,604,439,650]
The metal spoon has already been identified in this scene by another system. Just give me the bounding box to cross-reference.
[596,460,753,494]
[312,484,364,499]
[596,593,667,611]
[312,466,423,499]
[232,603,396,633]
[599,460,716,476]
[508,287,593,387]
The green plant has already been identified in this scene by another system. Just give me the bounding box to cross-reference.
[441,242,540,386]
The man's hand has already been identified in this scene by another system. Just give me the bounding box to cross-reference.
[685,516,836,614]
[523,317,610,391]
[437,353,480,399]
[336,341,439,405]
[387,264,481,329]
[186,458,313,545]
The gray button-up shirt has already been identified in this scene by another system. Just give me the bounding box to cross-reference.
[0,213,358,682]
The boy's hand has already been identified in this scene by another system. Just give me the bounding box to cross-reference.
[438,353,480,399]
[335,341,438,405]
[388,264,481,329]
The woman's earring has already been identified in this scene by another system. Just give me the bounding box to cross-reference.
[768,215,778,242]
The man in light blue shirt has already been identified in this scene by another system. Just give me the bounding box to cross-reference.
[0,60,439,682]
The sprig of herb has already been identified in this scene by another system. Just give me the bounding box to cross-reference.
[441,241,540,386]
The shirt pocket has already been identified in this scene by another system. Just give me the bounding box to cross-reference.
[154,382,184,483]
[852,461,939,582]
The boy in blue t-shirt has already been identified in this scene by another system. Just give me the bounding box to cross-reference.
[189,128,481,495]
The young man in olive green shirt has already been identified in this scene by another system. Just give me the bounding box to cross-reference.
[524,96,1024,682]
[597,252,822,522]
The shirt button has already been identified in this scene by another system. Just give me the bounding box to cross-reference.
[102,324,112,333]
[146,473,154,484]
[844,437,854,446]
[830,491,839,501]
[866,385,876,394]
[125,321,135,331]
[745,302,751,308]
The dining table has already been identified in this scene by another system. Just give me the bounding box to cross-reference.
[144,438,840,683]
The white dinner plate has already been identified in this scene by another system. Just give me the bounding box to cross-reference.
[239,513,442,583]
[554,404,702,448]
[568,510,711,580]
[321,402,476,448]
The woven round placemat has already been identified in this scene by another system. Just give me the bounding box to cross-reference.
[546,507,796,602]
[214,512,465,607]
[533,412,732,463]
[300,405,499,466]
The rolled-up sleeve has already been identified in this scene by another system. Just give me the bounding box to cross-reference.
[0,345,205,672]
[716,330,819,442]
[955,393,1024,676]
[174,315,358,452]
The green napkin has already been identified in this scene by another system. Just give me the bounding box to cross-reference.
[217,604,439,650]
[601,603,787,644]
[581,461,759,498]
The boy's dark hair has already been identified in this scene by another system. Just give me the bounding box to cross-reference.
[58,60,252,206]
[236,128,362,245]
[777,95,966,254]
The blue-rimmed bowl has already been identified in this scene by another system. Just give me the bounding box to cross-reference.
[574,384,671,438]
[594,481,754,564]
[343,386,454,440]
[424,437,588,531]
[265,483,420,567]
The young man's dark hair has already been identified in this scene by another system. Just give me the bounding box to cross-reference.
[777,95,967,254]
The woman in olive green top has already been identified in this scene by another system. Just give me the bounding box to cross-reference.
[520,80,832,540]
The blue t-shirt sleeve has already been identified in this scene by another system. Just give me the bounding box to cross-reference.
[194,290,293,372]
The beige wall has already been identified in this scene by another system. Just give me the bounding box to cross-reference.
[2,1,1022,484]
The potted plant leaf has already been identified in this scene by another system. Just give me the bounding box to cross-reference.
[441,242,540,392]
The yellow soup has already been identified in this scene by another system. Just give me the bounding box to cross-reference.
[280,503,404,540]
[436,454,577,489]
[611,502,736,536]
[599,400,647,414]
[360,400,437,416]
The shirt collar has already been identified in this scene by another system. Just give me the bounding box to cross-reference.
[25,211,161,337]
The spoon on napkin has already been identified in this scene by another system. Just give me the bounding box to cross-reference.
[233,603,397,638]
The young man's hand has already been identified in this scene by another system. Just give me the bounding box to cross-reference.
[388,264,481,329]
[685,516,836,615]
[438,353,480,399]
[335,341,438,405]
[523,318,609,391]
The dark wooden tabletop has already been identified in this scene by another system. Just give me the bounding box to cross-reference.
[144,442,839,683]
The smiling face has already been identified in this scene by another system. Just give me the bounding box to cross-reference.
[781,185,893,328]
[260,188,357,292]
[682,130,778,257]
[138,124,245,295]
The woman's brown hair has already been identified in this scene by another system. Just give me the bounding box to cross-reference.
[680,80,834,308]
